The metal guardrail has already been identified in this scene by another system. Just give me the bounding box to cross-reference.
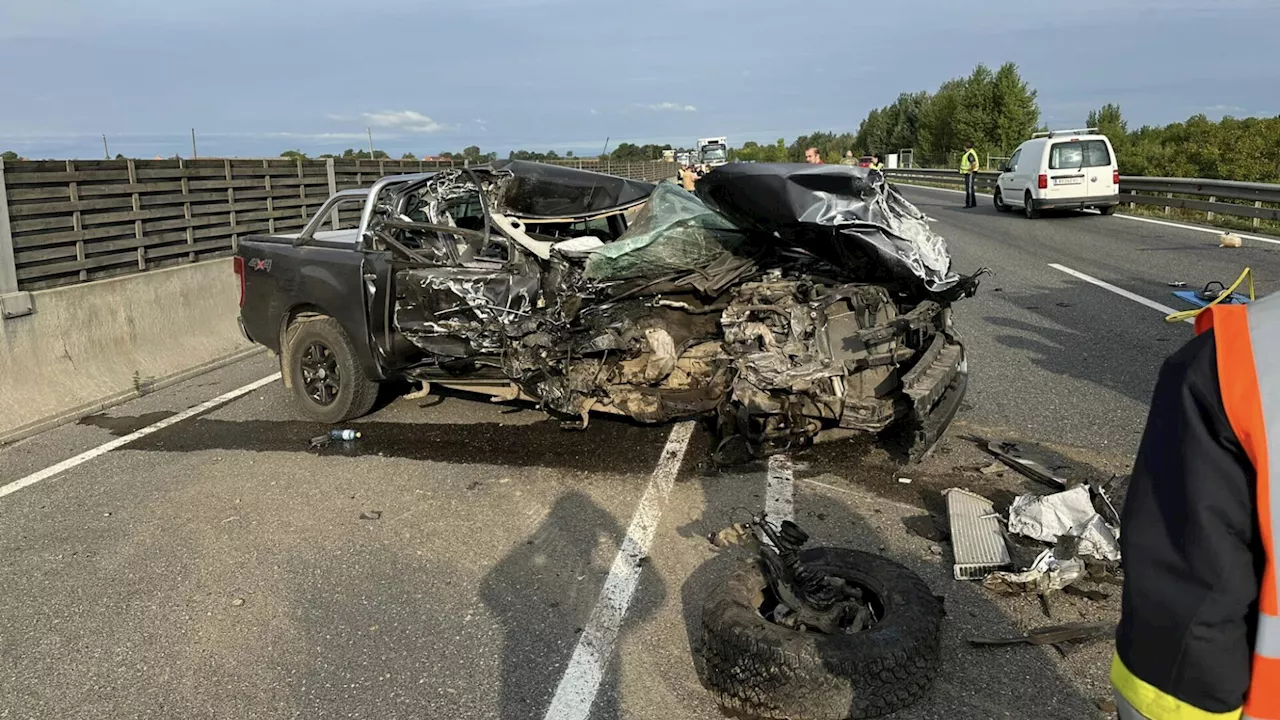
[883,167,1280,226]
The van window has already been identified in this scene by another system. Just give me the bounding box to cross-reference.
[1049,140,1111,170]
[1008,148,1022,172]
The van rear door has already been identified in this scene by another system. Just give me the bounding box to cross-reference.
[1045,139,1089,200]
[1082,139,1118,201]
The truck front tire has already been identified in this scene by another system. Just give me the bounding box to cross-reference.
[282,316,380,423]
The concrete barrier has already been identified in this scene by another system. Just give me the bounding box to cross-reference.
[0,258,262,444]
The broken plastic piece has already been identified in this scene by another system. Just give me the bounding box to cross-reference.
[967,620,1115,647]
[982,548,1084,595]
[944,488,1011,580]
[964,435,1067,490]
[1007,486,1121,562]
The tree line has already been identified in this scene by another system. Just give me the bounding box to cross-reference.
[1088,104,1280,183]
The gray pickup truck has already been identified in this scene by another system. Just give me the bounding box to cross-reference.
[235,160,979,459]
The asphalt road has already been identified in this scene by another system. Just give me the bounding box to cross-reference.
[5,192,1278,719]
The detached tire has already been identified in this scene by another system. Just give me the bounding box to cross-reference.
[282,316,380,423]
[695,548,943,720]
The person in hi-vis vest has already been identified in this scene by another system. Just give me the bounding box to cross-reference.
[1113,291,1280,720]
[959,142,979,208]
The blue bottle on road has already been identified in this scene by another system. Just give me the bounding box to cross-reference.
[329,429,361,441]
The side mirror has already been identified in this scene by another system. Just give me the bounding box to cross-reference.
[1002,164,1012,173]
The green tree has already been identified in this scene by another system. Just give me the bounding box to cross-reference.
[1,150,19,161]
[401,151,417,160]
[280,149,308,160]
[565,150,574,158]
[918,78,964,165]
[1087,103,1127,140]
[990,62,1039,155]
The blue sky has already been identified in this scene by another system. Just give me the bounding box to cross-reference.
[2,0,1277,159]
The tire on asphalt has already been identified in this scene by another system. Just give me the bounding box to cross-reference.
[694,547,944,720]
[1099,204,1118,216]
[1024,191,1040,219]
[993,188,1010,212]
[282,316,380,424]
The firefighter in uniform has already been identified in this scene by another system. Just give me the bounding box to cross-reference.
[1113,291,1280,719]
[960,142,979,207]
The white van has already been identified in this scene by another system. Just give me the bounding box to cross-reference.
[993,128,1120,218]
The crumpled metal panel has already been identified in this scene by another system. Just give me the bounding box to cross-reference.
[488,160,655,219]
[694,163,959,293]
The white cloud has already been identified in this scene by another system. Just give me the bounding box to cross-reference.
[589,108,599,115]
[359,110,449,133]
[644,102,697,112]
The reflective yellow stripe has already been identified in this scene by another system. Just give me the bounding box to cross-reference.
[1111,654,1243,719]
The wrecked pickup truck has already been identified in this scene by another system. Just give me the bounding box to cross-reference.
[235,160,981,458]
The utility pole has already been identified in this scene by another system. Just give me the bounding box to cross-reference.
[191,128,198,159]
[102,134,111,160]
[366,127,375,157]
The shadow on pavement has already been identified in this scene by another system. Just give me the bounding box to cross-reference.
[679,456,1108,720]
[978,285,1180,407]
[118,415,674,474]
[480,490,666,720]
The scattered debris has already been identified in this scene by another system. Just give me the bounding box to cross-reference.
[330,429,361,441]
[983,549,1083,595]
[309,434,330,449]
[902,514,947,542]
[968,620,1114,647]
[231,597,246,607]
[1064,585,1110,601]
[1097,698,1118,713]
[359,510,383,520]
[1220,232,1242,248]
[928,544,943,556]
[1007,486,1121,562]
[1166,281,1187,287]
[945,488,1011,580]
[978,461,1006,475]
[964,436,1067,490]
[897,476,913,484]
[708,522,756,549]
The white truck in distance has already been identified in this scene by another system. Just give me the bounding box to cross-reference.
[697,137,728,167]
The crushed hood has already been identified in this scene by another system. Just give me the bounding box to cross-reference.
[694,163,961,293]
[487,160,655,220]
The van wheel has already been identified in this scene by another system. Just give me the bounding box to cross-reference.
[1024,192,1040,219]
[282,316,380,423]
[993,188,1010,212]
[1100,205,1118,216]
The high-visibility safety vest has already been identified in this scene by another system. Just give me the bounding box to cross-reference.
[959,149,978,173]
[1111,293,1280,720]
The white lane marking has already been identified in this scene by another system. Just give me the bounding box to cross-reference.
[1048,263,1191,324]
[765,454,794,525]
[0,373,281,499]
[896,181,1280,245]
[1108,213,1280,246]
[542,421,695,720]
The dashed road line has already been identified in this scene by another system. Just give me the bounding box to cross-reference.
[0,373,281,499]
[765,454,795,525]
[1047,263,1190,323]
[542,420,696,720]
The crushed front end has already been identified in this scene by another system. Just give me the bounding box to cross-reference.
[374,161,979,461]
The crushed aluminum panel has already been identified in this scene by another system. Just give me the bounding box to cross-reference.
[945,488,1011,580]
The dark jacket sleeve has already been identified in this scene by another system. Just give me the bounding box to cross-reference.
[1116,328,1262,713]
